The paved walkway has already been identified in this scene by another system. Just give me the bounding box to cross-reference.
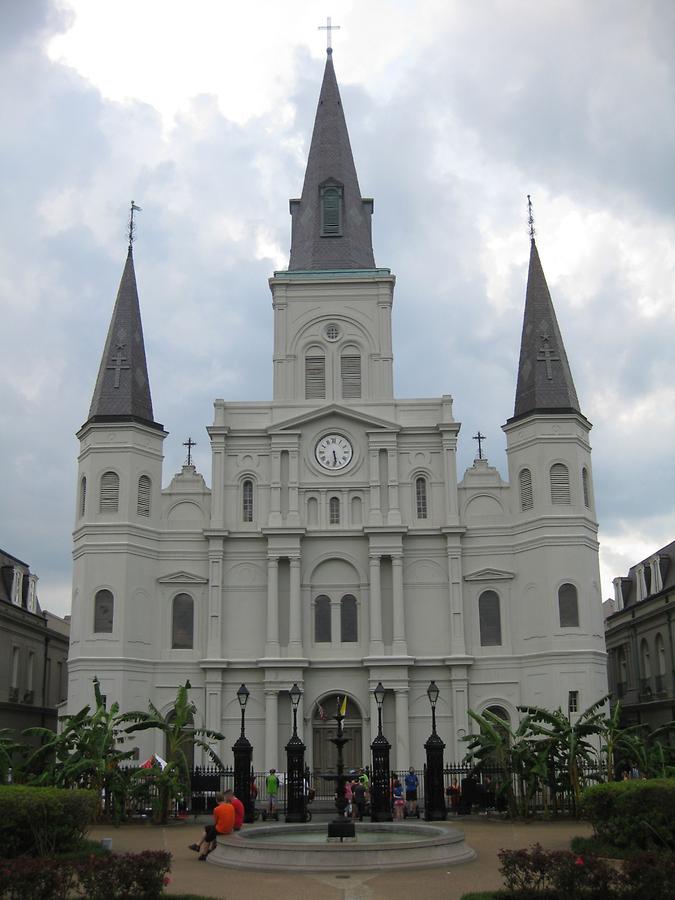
[89,815,592,900]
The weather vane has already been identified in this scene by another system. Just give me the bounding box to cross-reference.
[527,194,535,242]
[318,16,340,52]
[183,437,196,466]
[473,431,486,460]
[128,200,142,248]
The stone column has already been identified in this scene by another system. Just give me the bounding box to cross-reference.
[395,688,410,771]
[446,545,466,656]
[369,554,384,655]
[268,451,282,527]
[205,670,223,764]
[331,598,341,647]
[368,448,383,525]
[207,539,224,658]
[288,556,303,655]
[266,557,279,656]
[392,555,407,655]
[264,689,278,771]
[450,667,469,760]
[387,447,401,525]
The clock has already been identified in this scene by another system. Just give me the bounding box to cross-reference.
[315,433,353,470]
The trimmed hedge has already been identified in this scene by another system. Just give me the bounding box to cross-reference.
[0,850,171,900]
[579,778,675,852]
[0,785,96,858]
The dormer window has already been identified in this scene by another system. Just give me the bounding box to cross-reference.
[320,183,342,236]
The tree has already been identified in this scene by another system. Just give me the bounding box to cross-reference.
[124,680,224,824]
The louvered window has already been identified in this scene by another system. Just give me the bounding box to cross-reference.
[172,593,194,649]
[99,472,119,512]
[341,355,361,399]
[582,467,590,508]
[305,356,326,399]
[242,480,254,522]
[94,589,114,633]
[340,594,358,642]
[79,477,87,518]
[519,469,533,510]
[321,186,342,235]
[315,595,331,643]
[137,475,151,517]
[329,496,340,525]
[415,477,428,519]
[550,463,571,505]
[558,583,579,627]
[479,590,502,646]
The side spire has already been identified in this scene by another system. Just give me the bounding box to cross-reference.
[288,50,375,270]
[511,198,581,421]
[86,211,160,429]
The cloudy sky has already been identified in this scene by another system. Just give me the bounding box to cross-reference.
[2,0,674,619]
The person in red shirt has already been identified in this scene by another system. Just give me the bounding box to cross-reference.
[189,792,235,860]
[224,789,245,830]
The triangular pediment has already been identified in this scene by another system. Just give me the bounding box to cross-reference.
[157,571,208,585]
[269,404,399,433]
[464,567,515,582]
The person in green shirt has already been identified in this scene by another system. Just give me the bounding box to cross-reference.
[266,768,280,818]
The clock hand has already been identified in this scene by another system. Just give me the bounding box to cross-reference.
[333,450,337,465]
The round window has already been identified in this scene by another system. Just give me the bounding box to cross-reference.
[325,323,340,341]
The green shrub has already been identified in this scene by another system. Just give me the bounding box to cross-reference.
[0,785,96,858]
[497,844,620,899]
[580,778,675,851]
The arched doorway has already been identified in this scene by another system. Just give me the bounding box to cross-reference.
[312,694,362,782]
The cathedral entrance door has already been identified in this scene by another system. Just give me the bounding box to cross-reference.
[312,694,362,792]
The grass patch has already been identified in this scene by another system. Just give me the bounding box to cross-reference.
[570,833,639,860]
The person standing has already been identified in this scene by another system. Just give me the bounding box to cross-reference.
[392,778,405,820]
[404,767,419,818]
[266,768,280,819]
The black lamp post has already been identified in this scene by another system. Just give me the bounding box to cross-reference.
[232,683,254,823]
[285,682,307,823]
[370,681,392,822]
[424,680,447,821]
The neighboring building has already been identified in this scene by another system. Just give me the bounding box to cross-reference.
[67,49,607,772]
[605,542,675,730]
[0,549,70,741]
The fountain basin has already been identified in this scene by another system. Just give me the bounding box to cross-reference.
[208,821,476,871]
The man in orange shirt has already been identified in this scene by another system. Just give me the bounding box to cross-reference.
[189,792,235,860]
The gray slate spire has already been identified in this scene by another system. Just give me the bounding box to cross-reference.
[288,50,375,270]
[86,247,161,429]
[511,239,581,421]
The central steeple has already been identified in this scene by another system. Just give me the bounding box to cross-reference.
[288,49,375,271]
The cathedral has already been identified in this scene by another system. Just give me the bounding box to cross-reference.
[67,49,608,772]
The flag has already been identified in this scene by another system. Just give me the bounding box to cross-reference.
[154,754,168,770]
[140,755,155,769]
[339,695,347,717]
[317,703,327,721]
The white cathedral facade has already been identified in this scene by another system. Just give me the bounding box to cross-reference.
[67,50,608,772]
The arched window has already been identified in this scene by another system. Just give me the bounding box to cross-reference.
[550,463,571,505]
[242,479,254,522]
[305,354,326,399]
[314,595,331,643]
[415,477,428,519]
[79,476,87,518]
[307,497,318,527]
[137,475,151,517]
[640,638,651,679]
[99,471,119,513]
[582,467,591,508]
[618,645,628,693]
[94,589,114,633]
[172,593,194,649]
[351,496,362,526]
[340,594,358,642]
[479,590,502,646]
[558,583,579,627]
[655,633,666,691]
[341,353,361,399]
[320,184,342,235]
[519,468,533,510]
[329,496,340,525]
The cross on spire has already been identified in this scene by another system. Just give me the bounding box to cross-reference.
[473,431,486,460]
[537,333,560,380]
[128,200,142,249]
[527,194,536,242]
[183,436,196,466]
[318,16,340,52]
[107,344,130,388]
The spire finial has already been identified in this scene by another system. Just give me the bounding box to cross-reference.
[128,200,142,249]
[183,436,196,466]
[472,431,486,460]
[527,194,535,243]
[318,16,340,54]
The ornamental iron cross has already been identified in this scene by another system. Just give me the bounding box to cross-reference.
[183,437,196,466]
[128,200,142,247]
[107,344,130,388]
[318,16,340,51]
[537,333,559,380]
[473,431,486,460]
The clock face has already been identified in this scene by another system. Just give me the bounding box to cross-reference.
[315,434,353,470]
